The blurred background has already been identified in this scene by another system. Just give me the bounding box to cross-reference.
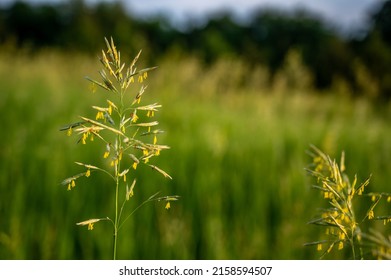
[0,0,391,259]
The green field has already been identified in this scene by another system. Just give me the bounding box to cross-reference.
[1,50,390,259]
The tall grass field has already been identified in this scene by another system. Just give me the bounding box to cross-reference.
[0,49,390,259]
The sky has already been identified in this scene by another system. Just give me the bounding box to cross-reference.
[126,0,380,27]
[0,0,383,31]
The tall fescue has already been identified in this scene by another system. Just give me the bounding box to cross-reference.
[1,47,391,259]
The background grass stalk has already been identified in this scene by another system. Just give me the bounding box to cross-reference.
[305,145,391,259]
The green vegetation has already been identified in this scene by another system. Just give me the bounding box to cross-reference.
[305,145,391,259]
[61,38,178,259]
[1,0,391,99]
[0,47,391,259]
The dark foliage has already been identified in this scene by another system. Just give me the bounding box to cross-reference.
[1,0,391,99]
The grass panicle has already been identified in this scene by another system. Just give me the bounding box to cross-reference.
[305,145,391,259]
[61,37,178,259]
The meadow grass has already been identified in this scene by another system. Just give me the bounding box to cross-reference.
[60,38,178,260]
[0,50,390,259]
[305,145,391,259]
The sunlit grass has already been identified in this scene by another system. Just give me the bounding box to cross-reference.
[305,145,391,259]
[0,49,390,259]
[60,38,178,260]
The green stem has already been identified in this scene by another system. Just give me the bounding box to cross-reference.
[349,237,356,260]
[113,91,125,260]
[118,192,160,230]
[113,168,120,260]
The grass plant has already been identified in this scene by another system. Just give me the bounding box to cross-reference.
[305,145,391,259]
[60,38,178,259]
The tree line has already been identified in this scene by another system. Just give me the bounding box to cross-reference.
[1,0,390,99]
